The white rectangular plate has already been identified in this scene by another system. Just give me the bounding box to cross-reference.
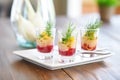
[13,47,113,70]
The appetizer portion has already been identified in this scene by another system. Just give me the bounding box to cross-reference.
[81,20,101,51]
[37,22,54,53]
[81,34,97,51]
[58,23,76,56]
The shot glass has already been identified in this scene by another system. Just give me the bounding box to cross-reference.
[57,28,78,62]
[80,28,99,51]
[36,27,56,59]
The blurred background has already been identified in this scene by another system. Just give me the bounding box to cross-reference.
[0,0,120,18]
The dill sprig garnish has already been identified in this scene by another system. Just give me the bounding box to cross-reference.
[85,20,102,40]
[62,23,75,44]
[45,22,52,36]
[38,22,52,39]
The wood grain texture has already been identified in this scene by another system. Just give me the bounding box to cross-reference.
[0,15,120,80]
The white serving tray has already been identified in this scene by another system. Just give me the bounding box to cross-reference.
[13,47,113,70]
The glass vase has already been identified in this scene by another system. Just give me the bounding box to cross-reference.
[10,0,55,48]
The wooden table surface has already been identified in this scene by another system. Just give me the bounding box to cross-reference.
[0,15,120,80]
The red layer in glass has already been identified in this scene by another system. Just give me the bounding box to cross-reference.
[37,45,53,53]
[59,48,76,56]
[82,43,96,51]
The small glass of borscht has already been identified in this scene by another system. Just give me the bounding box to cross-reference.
[36,22,56,59]
[58,23,77,62]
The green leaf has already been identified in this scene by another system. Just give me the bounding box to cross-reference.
[62,23,75,44]
[46,22,52,36]
[96,0,120,7]
[85,20,102,40]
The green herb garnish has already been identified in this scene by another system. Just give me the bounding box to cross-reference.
[85,20,102,40]
[45,22,52,36]
[38,22,52,39]
[62,23,75,44]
